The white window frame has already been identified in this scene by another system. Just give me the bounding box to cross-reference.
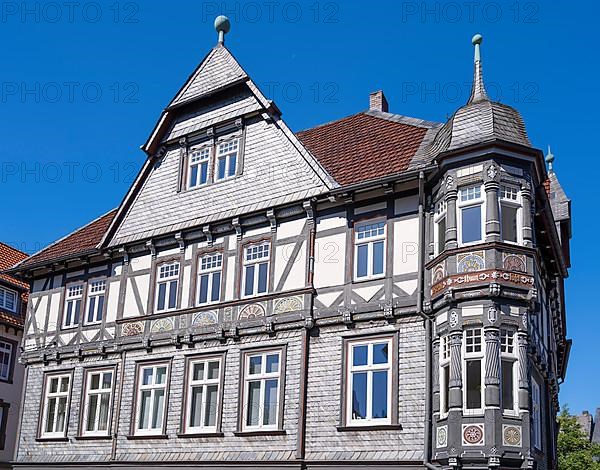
[188,145,211,189]
[155,261,180,313]
[499,184,522,244]
[462,327,485,416]
[215,137,239,181]
[85,279,106,325]
[82,368,114,436]
[500,329,519,417]
[434,199,447,256]
[242,349,282,431]
[184,356,222,434]
[134,363,170,436]
[0,340,13,381]
[346,337,393,426]
[353,219,387,281]
[63,283,84,329]
[439,335,451,418]
[457,184,485,246]
[532,377,542,449]
[197,253,223,306]
[0,286,17,313]
[242,242,270,298]
[40,372,72,439]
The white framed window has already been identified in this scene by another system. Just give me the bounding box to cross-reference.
[85,279,106,325]
[188,146,211,189]
[354,220,386,281]
[0,340,13,381]
[82,369,114,436]
[439,335,451,417]
[184,356,222,434]
[63,284,83,329]
[155,262,179,312]
[532,377,542,449]
[41,373,71,438]
[500,329,518,416]
[0,286,17,313]
[463,328,485,415]
[434,199,447,256]
[242,349,282,431]
[458,185,485,245]
[500,185,522,244]
[197,253,223,305]
[135,363,170,436]
[242,242,270,297]
[346,337,393,425]
[215,138,239,180]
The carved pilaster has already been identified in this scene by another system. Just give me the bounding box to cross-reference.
[445,188,458,250]
[448,332,462,409]
[485,327,501,407]
[521,184,533,247]
[518,332,530,411]
[484,179,500,242]
[432,339,440,393]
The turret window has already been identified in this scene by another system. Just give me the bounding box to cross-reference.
[458,185,484,245]
[500,185,521,244]
[463,328,484,415]
[500,329,518,415]
[434,200,447,256]
[354,220,386,281]
[439,335,451,416]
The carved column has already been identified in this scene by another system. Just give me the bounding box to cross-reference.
[432,339,440,413]
[448,332,462,409]
[428,205,435,259]
[485,179,500,242]
[445,188,458,250]
[484,327,501,407]
[518,332,530,410]
[521,184,533,247]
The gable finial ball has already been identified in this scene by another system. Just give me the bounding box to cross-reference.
[472,34,483,45]
[215,15,231,34]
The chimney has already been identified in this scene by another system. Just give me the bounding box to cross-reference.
[369,90,388,113]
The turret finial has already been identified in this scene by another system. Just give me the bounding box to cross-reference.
[467,33,488,104]
[214,15,231,44]
[546,145,555,173]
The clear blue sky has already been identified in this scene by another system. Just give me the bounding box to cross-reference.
[1,1,596,414]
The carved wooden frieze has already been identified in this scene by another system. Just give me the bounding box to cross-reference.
[432,269,534,297]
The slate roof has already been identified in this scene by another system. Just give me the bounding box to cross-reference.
[14,209,117,270]
[297,111,440,186]
[548,171,571,222]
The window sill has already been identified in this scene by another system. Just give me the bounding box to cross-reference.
[35,437,69,442]
[352,275,386,284]
[337,424,402,432]
[233,429,286,437]
[177,432,224,438]
[75,435,112,441]
[126,434,169,440]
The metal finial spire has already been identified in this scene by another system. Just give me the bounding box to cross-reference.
[467,33,489,104]
[546,145,555,173]
[214,15,231,44]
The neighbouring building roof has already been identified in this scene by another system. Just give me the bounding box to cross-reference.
[0,242,28,289]
[14,209,117,271]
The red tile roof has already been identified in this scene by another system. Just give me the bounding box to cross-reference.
[16,209,117,270]
[297,112,430,186]
[0,242,29,289]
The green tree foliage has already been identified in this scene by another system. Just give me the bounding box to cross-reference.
[558,407,600,469]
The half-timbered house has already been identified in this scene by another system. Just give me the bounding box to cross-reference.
[7,18,571,470]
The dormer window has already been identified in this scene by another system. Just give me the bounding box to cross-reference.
[215,138,239,180]
[458,185,484,245]
[188,146,211,189]
[0,286,17,313]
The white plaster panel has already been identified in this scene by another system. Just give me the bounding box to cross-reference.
[48,292,62,333]
[316,212,346,231]
[130,254,151,272]
[277,218,305,240]
[157,247,180,258]
[275,241,306,291]
[313,233,346,289]
[393,216,419,275]
[244,226,271,238]
[112,263,123,276]
[316,291,342,308]
[436,311,448,325]
[462,305,483,317]
[396,279,418,296]
[105,280,120,323]
[225,255,236,301]
[354,284,382,303]
[181,265,192,308]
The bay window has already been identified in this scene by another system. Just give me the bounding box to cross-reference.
[86,279,106,325]
[63,284,83,328]
[188,146,211,188]
[197,253,222,305]
[0,340,13,382]
[463,328,484,415]
[184,356,222,434]
[41,372,72,438]
[500,329,518,415]
[135,363,170,436]
[242,243,270,297]
[82,369,114,436]
[215,138,239,180]
[155,262,179,312]
[0,286,17,313]
[346,337,393,425]
[354,220,386,281]
[242,349,283,431]
[439,335,450,416]
[434,199,447,256]
[500,185,521,243]
[458,185,484,245]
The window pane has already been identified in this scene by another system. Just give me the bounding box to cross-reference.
[466,360,482,409]
[461,205,482,243]
[356,244,368,278]
[87,394,98,430]
[352,345,368,366]
[217,157,226,180]
[244,265,255,296]
[211,272,221,302]
[199,274,209,304]
[189,165,198,187]
[168,280,178,309]
[190,387,203,427]
[246,381,261,426]
[60,377,70,392]
[207,361,220,380]
[193,363,205,381]
[257,263,268,293]
[372,371,388,419]
[442,365,450,413]
[263,379,278,426]
[74,300,81,325]
[102,372,112,389]
[373,343,389,365]
[249,356,262,375]
[142,368,153,386]
[90,373,100,390]
[204,385,218,427]
[87,297,96,323]
[50,378,59,393]
[46,398,56,432]
[351,372,367,419]
[200,162,208,184]
[151,390,165,429]
[372,240,384,275]
[65,302,73,326]
[157,283,166,311]
[228,155,237,177]
[56,397,67,432]
[437,217,446,254]
[97,296,104,321]
[502,205,518,242]
[98,393,110,430]
[139,391,151,429]
[502,360,514,411]
[266,354,279,373]
[156,367,167,385]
